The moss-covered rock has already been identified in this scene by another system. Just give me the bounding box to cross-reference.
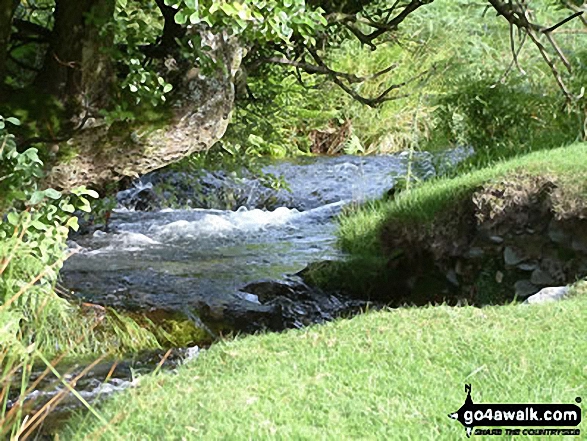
[41,32,243,191]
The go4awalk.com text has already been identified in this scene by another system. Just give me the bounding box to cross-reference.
[448,385,582,437]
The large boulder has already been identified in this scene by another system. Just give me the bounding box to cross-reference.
[524,286,570,304]
[46,31,243,190]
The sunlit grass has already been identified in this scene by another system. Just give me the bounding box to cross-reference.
[64,287,587,440]
[337,142,587,257]
[224,0,584,159]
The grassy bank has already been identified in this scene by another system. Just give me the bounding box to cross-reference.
[302,142,587,300]
[339,142,587,258]
[64,283,587,440]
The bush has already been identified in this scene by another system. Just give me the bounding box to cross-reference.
[429,75,579,166]
[1,115,96,353]
[0,115,169,438]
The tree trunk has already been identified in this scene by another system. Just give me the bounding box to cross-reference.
[80,0,116,111]
[35,0,89,98]
[35,0,115,115]
[0,0,17,84]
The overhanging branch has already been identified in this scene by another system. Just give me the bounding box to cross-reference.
[260,55,398,85]
[327,0,433,48]
[305,45,427,107]
[487,0,585,100]
[542,10,584,33]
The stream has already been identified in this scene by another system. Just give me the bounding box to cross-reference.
[62,150,469,330]
[22,148,471,435]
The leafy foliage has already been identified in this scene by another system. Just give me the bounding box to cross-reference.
[108,1,172,108]
[168,0,327,45]
[225,0,585,163]
[102,0,328,116]
[0,115,103,354]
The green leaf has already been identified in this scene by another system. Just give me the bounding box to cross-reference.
[66,216,80,232]
[190,11,200,24]
[163,83,173,93]
[5,117,20,126]
[85,189,99,199]
[220,3,238,16]
[7,212,19,226]
[44,188,62,199]
[29,191,45,205]
[31,220,47,231]
[78,197,92,212]
[175,10,188,25]
[61,203,75,213]
[46,205,57,221]
[13,190,27,201]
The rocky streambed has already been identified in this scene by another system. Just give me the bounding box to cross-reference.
[62,149,470,335]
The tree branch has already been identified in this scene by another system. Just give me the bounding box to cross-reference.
[562,1,587,27]
[542,10,584,33]
[140,0,186,59]
[527,28,572,100]
[305,45,425,107]
[327,0,433,47]
[510,22,527,76]
[261,56,364,83]
[260,55,398,85]
[487,0,584,100]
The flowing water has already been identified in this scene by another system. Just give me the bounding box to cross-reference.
[62,150,469,327]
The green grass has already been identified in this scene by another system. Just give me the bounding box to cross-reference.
[64,284,587,440]
[338,142,587,258]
